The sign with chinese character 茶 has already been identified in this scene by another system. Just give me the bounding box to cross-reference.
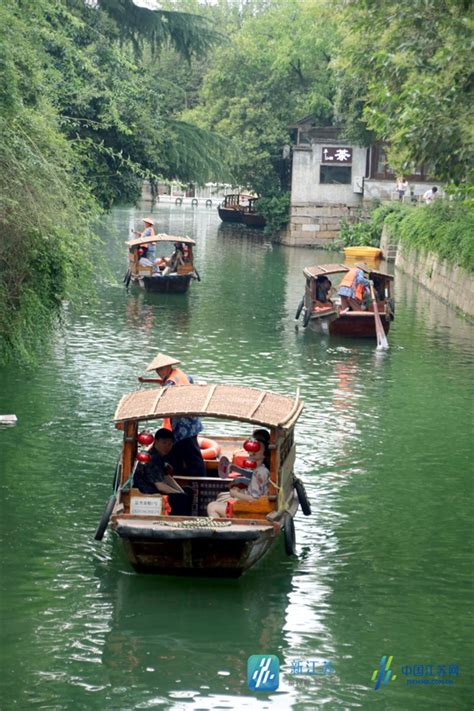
[322,147,352,164]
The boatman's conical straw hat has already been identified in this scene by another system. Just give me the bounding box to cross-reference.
[145,353,181,372]
[355,263,372,273]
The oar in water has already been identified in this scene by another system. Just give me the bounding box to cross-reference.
[370,283,389,350]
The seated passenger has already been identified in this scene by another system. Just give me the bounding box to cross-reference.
[138,247,154,268]
[207,429,270,518]
[134,428,192,515]
[315,276,333,305]
[162,243,185,275]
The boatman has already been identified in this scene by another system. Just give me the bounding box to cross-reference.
[138,353,206,477]
[338,267,371,311]
[134,217,156,260]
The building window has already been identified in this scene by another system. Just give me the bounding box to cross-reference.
[320,165,352,185]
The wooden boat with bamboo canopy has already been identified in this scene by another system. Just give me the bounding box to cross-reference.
[94,384,310,577]
[295,263,394,339]
[217,194,266,228]
[124,233,200,293]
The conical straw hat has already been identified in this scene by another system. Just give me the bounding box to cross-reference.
[142,217,155,225]
[355,263,372,273]
[145,353,181,372]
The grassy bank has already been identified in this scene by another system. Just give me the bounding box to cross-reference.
[386,201,474,273]
[342,201,474,273]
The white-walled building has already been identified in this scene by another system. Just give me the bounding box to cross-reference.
[280,117,436,247]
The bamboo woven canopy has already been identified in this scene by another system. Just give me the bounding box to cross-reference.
[114,384,303,429]
[303,264,349,279]
[126,233,196,248]
[303,264,393,279]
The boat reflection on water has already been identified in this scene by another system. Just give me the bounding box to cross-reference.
[99,546,296,699]
[124,291,191,333]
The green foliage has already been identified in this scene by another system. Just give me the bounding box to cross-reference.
[94,0,223,59]
[334,0,473,186]
[186,0,337,197]
[340,203,409,247]
[1,0,229,364]
[255,193,291,235]
[387,201,474,272]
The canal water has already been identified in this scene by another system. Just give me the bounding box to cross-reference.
[0,204,472,710]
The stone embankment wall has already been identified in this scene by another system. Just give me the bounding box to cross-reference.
[394,242,474,320]
[278,203,361,247]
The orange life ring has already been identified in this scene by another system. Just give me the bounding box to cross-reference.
[198,436,221,460]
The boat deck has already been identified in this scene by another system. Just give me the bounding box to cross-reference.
[113,515,275,540]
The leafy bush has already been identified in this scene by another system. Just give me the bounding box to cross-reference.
[340,203,409,247]
[256,193,291,236]
[387,201,474,272]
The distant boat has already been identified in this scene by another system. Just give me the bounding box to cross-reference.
[217,194,266,229]
[295,263,395,338]
[124,233,200,294]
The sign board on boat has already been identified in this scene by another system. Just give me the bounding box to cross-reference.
[130,495,164,516]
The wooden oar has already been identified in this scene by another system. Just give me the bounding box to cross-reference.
[370,283,389,350]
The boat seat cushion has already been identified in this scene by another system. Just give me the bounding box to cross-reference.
[229,496,276,519]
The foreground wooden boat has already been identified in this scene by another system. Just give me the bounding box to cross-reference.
[124,233,199,293]
[295,263,394,338]
[95,384,310,577]
[217,194,266,228]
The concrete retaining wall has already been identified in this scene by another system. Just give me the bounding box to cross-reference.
[395,243,474,320]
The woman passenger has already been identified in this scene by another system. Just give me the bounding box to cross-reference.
[207,429,270,518]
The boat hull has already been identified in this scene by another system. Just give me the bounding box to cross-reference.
[326,312,391,338]
[217,205,266,228]
[112,518,278,577]
[241,212,266,229]
[217,206,243,224]
[307,309,391,338]
[132,274,193,293]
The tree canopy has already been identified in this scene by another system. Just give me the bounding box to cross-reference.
[334,0,473,187]
[185,0,337,197]
[0,0,230,364]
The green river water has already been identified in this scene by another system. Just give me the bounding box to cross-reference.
[0,204,472,710]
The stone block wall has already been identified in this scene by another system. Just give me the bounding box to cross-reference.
[395,244,474,320]
[278,203,363,247]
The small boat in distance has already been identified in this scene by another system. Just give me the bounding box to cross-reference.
[94,383,311,577]
[125,233,200,293]
[217,194,266,228]
[295,263,394,338]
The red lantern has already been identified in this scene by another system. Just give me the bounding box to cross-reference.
[243,459,257,469]
[137,432,154,446]
[136,452,152,463]
[138,248,144,256]
[243,439,260,453]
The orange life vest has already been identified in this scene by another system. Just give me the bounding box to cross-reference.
[355,283,365,301]
[339,268,359,290]
[162,368,191,430]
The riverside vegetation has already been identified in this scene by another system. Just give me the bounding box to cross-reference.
[1,0,472,363]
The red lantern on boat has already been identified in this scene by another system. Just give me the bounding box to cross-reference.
[243,439,260,453]
[243,459,257,469]
[138,248,144,256]
[136,452,152,463]
[137,432,154,446]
